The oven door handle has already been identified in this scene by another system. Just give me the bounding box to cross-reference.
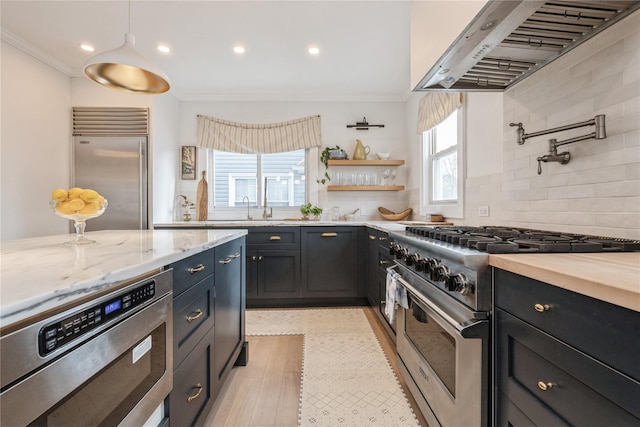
[390,266,487,339]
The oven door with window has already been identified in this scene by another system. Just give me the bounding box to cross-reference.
[0,270,173,427]
[396,271,489,427]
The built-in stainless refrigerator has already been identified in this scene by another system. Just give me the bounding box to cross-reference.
[72,135,149,231]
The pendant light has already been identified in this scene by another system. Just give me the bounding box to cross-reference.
[83,1,170,94]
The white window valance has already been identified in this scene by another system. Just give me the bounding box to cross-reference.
[417,92,464,134]
[196,114,322,154]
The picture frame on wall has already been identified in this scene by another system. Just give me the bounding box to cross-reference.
[181,146,197,180]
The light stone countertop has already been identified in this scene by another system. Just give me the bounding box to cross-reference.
[490,253,640,312]
[0,229,247,329]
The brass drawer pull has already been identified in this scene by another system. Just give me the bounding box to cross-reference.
[379,236,388,241]
[188,264,205,274]
[537,381,555,391]
[379,260,389,265]
[534,303,550,313]
[219,258,231,265]
[187,383,203,403]
[269,235,281,241]
[186,309,203,323]
[369,235,376,240]
[230,252,241,258]
[322,232,337,237]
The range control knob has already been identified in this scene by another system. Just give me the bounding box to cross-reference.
[415,258,427,272]
[445,273,471,295]
[425,259,439,279]
[389,243,398,256]
[434,264,449,282]
[406,253,420,266]
[395,247,409,260]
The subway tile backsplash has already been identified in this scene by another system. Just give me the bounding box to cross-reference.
[465,10,639,240]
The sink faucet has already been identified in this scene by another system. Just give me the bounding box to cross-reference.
[262,177,272,220]
[243,196,253,220]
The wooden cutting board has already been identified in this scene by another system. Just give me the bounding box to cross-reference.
[196,171,208,221]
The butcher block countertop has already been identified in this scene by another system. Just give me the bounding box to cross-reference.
[490,253,640,312]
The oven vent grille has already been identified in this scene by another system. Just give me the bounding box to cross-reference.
[72,107,149,136]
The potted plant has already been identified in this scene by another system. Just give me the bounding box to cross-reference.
[310,206,323,221]
[300,202,312,220]
[317,146,348,184]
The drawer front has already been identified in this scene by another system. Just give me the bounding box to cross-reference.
[497,309,640,426]
[170,248,215,297]
[246,227,300,250]
[495,269,640,380]
[170,332,213,427]
[173,275,215,369]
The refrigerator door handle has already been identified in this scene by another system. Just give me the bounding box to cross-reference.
[139,139,144,229]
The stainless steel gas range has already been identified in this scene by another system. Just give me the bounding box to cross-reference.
[388,225,640,427]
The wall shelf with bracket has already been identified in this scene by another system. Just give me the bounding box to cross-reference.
[328,160,405,166]
[327,185,404,191]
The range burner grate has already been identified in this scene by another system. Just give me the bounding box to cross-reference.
[406,226,640,254]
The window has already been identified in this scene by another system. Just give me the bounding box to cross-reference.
[208,149,306,207]
[422,108,464,218]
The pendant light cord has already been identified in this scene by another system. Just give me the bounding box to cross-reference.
[128,0,131,34]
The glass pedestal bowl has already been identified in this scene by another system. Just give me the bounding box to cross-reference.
[50,199,108,245]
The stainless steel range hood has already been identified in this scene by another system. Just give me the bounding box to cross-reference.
[415,0,640,92]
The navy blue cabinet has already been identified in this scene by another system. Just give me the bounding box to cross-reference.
[494,269,640,426]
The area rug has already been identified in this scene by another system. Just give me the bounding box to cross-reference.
[246,308,420,426]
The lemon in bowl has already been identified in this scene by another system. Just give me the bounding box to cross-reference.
[50,187,107,245]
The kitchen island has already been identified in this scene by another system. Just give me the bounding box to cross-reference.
[0,228,247,328]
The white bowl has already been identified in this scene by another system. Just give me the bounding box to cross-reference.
[375,152,391,160]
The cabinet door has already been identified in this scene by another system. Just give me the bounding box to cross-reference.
[170,331,214,427]
[257,250,301,298]
[496,308,640,426]
[213,238,245,397]
[301,227,359,297]
[366,231,380,307]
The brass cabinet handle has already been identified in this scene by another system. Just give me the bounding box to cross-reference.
[321,232,337,237]
[230,252,241,258]
[251,256,257,261]
[379,260,389,265]
[258,256,263,261]
[187,383,203,403]
[534,303,550,313]
[269,235,281,241]
[379,236,388,241]
[188,264,205,274]
[186,309,203,323]
[537,381,555,391]
[219,258,231,265]
[369,235,376,240]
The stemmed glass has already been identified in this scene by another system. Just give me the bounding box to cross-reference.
[383,169,391,186]
[391,170,397,185]
[50,199,108,245]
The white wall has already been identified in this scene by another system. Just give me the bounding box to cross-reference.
[404,91,503,220]
[178,101,409,219]
[1,41,71,240]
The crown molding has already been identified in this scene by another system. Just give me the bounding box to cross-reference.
[177,91,411,103]
[1,27,74,76]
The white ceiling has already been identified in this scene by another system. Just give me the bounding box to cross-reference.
[1,1,414,101]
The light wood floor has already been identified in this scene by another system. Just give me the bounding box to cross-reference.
[204,306,428,427]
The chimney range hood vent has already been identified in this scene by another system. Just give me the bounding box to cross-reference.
[415,0,640,92]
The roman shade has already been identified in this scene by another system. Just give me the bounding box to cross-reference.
[417,92,464,134]
[196,114,322,154]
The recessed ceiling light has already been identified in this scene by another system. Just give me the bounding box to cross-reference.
[80,44,95,52]
[308,47,320,55]
[157,44,171,54]
[233,46,245,54]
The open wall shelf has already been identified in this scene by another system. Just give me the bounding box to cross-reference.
[327,185,404,191]
[327,160,405,166]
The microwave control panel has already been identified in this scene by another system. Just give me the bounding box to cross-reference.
[38,281,156,356]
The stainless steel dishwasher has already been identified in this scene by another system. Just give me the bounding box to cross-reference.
[0,269,173,426]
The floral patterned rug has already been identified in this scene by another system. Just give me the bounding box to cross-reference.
[246,308,420,426]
